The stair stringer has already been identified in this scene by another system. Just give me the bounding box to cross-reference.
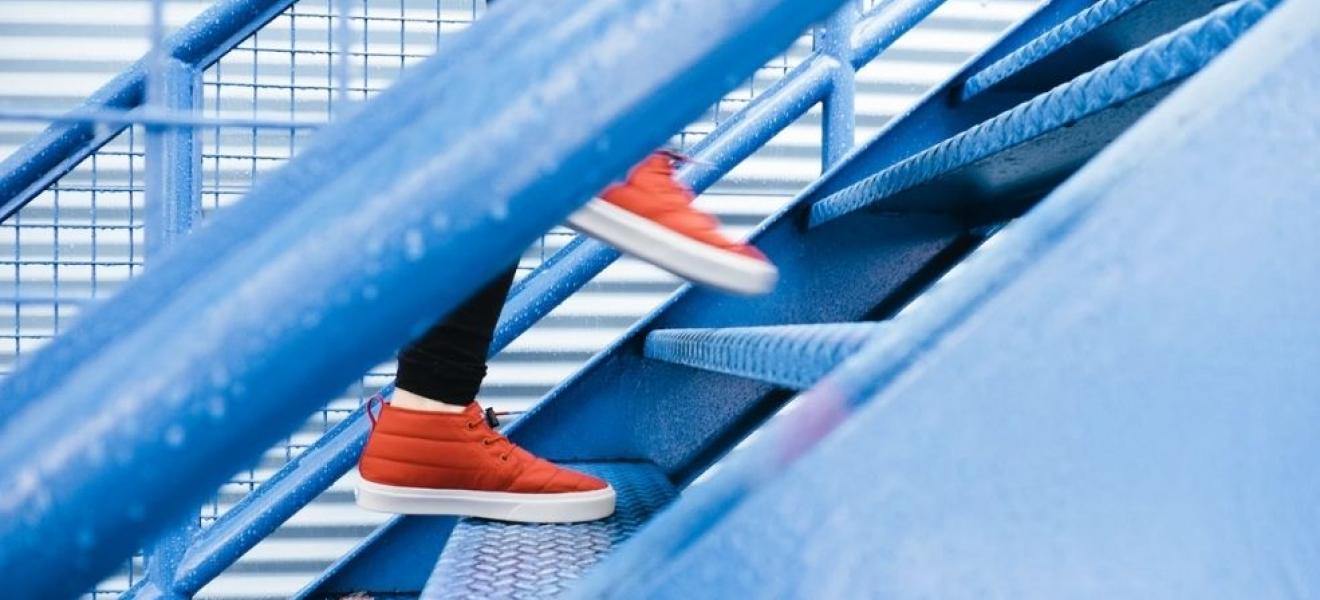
[586,2,1320,596]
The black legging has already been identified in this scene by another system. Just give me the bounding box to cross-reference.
[394,0,521,407]
[395,265,518,406]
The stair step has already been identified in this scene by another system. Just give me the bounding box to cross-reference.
[420,461,675,600]
[808,0,1276,229]
[645,323,886,389]
[960,0,1231,101]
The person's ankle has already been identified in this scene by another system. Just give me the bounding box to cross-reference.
[390,388,468,413]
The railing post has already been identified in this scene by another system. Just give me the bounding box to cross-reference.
[817,0,860,169]
[140,13,203,594]
[144,58,202,259]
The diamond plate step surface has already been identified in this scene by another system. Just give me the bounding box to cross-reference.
[645,322,887,389]
[421,461,675,600]
[809,0,1278,228]
[960,0,1231,101]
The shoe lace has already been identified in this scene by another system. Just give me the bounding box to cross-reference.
[364,388,388,428]
[469,407,516,461]
[657,149,712,168]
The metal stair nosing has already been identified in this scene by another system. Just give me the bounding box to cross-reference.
[960,0,1234,101]
[643,322,888,390]
[808,0,1281,228]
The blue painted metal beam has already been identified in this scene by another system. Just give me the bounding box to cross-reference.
[645,323,887,389]
[0,0,846,595]
[960,0,1232,101]
[809,0,1279,228]
[0,0,296,223]
[586,3,1320,593]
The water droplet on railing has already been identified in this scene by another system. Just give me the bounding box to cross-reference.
[404,229,425,261]
[165,425,185,447]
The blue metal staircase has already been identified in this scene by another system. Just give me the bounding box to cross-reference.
[339,0,1292,597]
[576,3,1320,595]
[0,0,1315,597]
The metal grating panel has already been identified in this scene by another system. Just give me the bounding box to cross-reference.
[424,461,676,600]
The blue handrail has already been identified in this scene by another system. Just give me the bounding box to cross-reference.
[0,0,848,595]
[125,0,964,595]
[0,0,954,594]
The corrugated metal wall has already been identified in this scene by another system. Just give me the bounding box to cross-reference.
[0,0,1040,597]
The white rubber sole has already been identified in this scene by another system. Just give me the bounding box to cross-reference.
[355,479,617,523]
[567,199,778,296]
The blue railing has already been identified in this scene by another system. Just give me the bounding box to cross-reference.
[0,0,987,596]
[0,0,885,595]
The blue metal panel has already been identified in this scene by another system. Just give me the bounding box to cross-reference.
[809,0,1279,228]
[423,462,675,600]
[960,0,1232,101]
[0,0,296,223]
[588,1,1320,595]
[0,0,847,595]
[645,323,887,389]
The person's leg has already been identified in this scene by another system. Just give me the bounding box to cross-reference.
[392,265,517,410]
[356,263,615,523]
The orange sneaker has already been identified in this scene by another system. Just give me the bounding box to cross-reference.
[567,152,778,295]
[355,402,615,523]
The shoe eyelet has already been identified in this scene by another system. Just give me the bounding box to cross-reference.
[500,454,511,461]
[481,438,495,446]
[466,421,479,430]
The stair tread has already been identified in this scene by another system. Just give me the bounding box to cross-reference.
[645,322,887,389]
[421,461,675,600]
[960,0,1229,101]
[808,0,1275,228]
